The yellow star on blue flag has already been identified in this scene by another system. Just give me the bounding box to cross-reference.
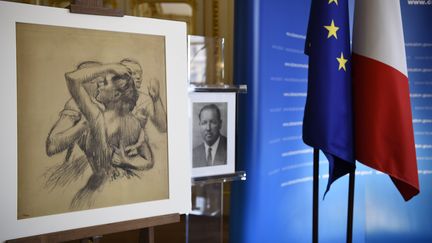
[337,52,348,71]
[324,20,339,39]
[328,0,338,5]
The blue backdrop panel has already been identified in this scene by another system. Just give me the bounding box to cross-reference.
[231,0,364,242]
[231,0,432,242]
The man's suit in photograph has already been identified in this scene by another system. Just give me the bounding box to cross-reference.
[193,135,227,168]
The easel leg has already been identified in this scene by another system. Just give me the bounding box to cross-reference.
[139,227,155,243]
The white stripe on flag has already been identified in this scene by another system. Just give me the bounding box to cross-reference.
[353,0,407,76]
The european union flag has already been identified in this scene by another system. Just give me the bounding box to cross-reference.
[303,0,355,194]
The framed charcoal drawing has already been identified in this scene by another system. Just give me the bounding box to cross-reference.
[189,92,236,178]
[0,1,190,241]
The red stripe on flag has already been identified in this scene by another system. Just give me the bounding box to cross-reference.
[353,53,419,201]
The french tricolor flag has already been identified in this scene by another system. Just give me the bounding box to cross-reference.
[352,0,420,201]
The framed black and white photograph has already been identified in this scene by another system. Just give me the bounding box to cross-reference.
[190,92,236,178]
[0,2,190,241]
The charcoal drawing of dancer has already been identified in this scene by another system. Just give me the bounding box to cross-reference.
[16,22,171,219]
[46,61,154,209]
[66,62,154,208]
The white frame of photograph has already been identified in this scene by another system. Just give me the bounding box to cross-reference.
[189,92,236,178]
[0,2,190,241]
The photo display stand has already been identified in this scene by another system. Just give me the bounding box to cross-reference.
[4,1,188,242]
[188,172,246,243]
[187,84,247,243]
[188,34,248,243]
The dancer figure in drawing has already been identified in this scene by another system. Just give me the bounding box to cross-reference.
[49,62,153,208]
[120,58,167,133]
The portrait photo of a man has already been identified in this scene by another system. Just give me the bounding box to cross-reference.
[192,103,228,168]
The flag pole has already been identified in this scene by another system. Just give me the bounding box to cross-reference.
[346,171,355,243]
[313,148,319,243]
